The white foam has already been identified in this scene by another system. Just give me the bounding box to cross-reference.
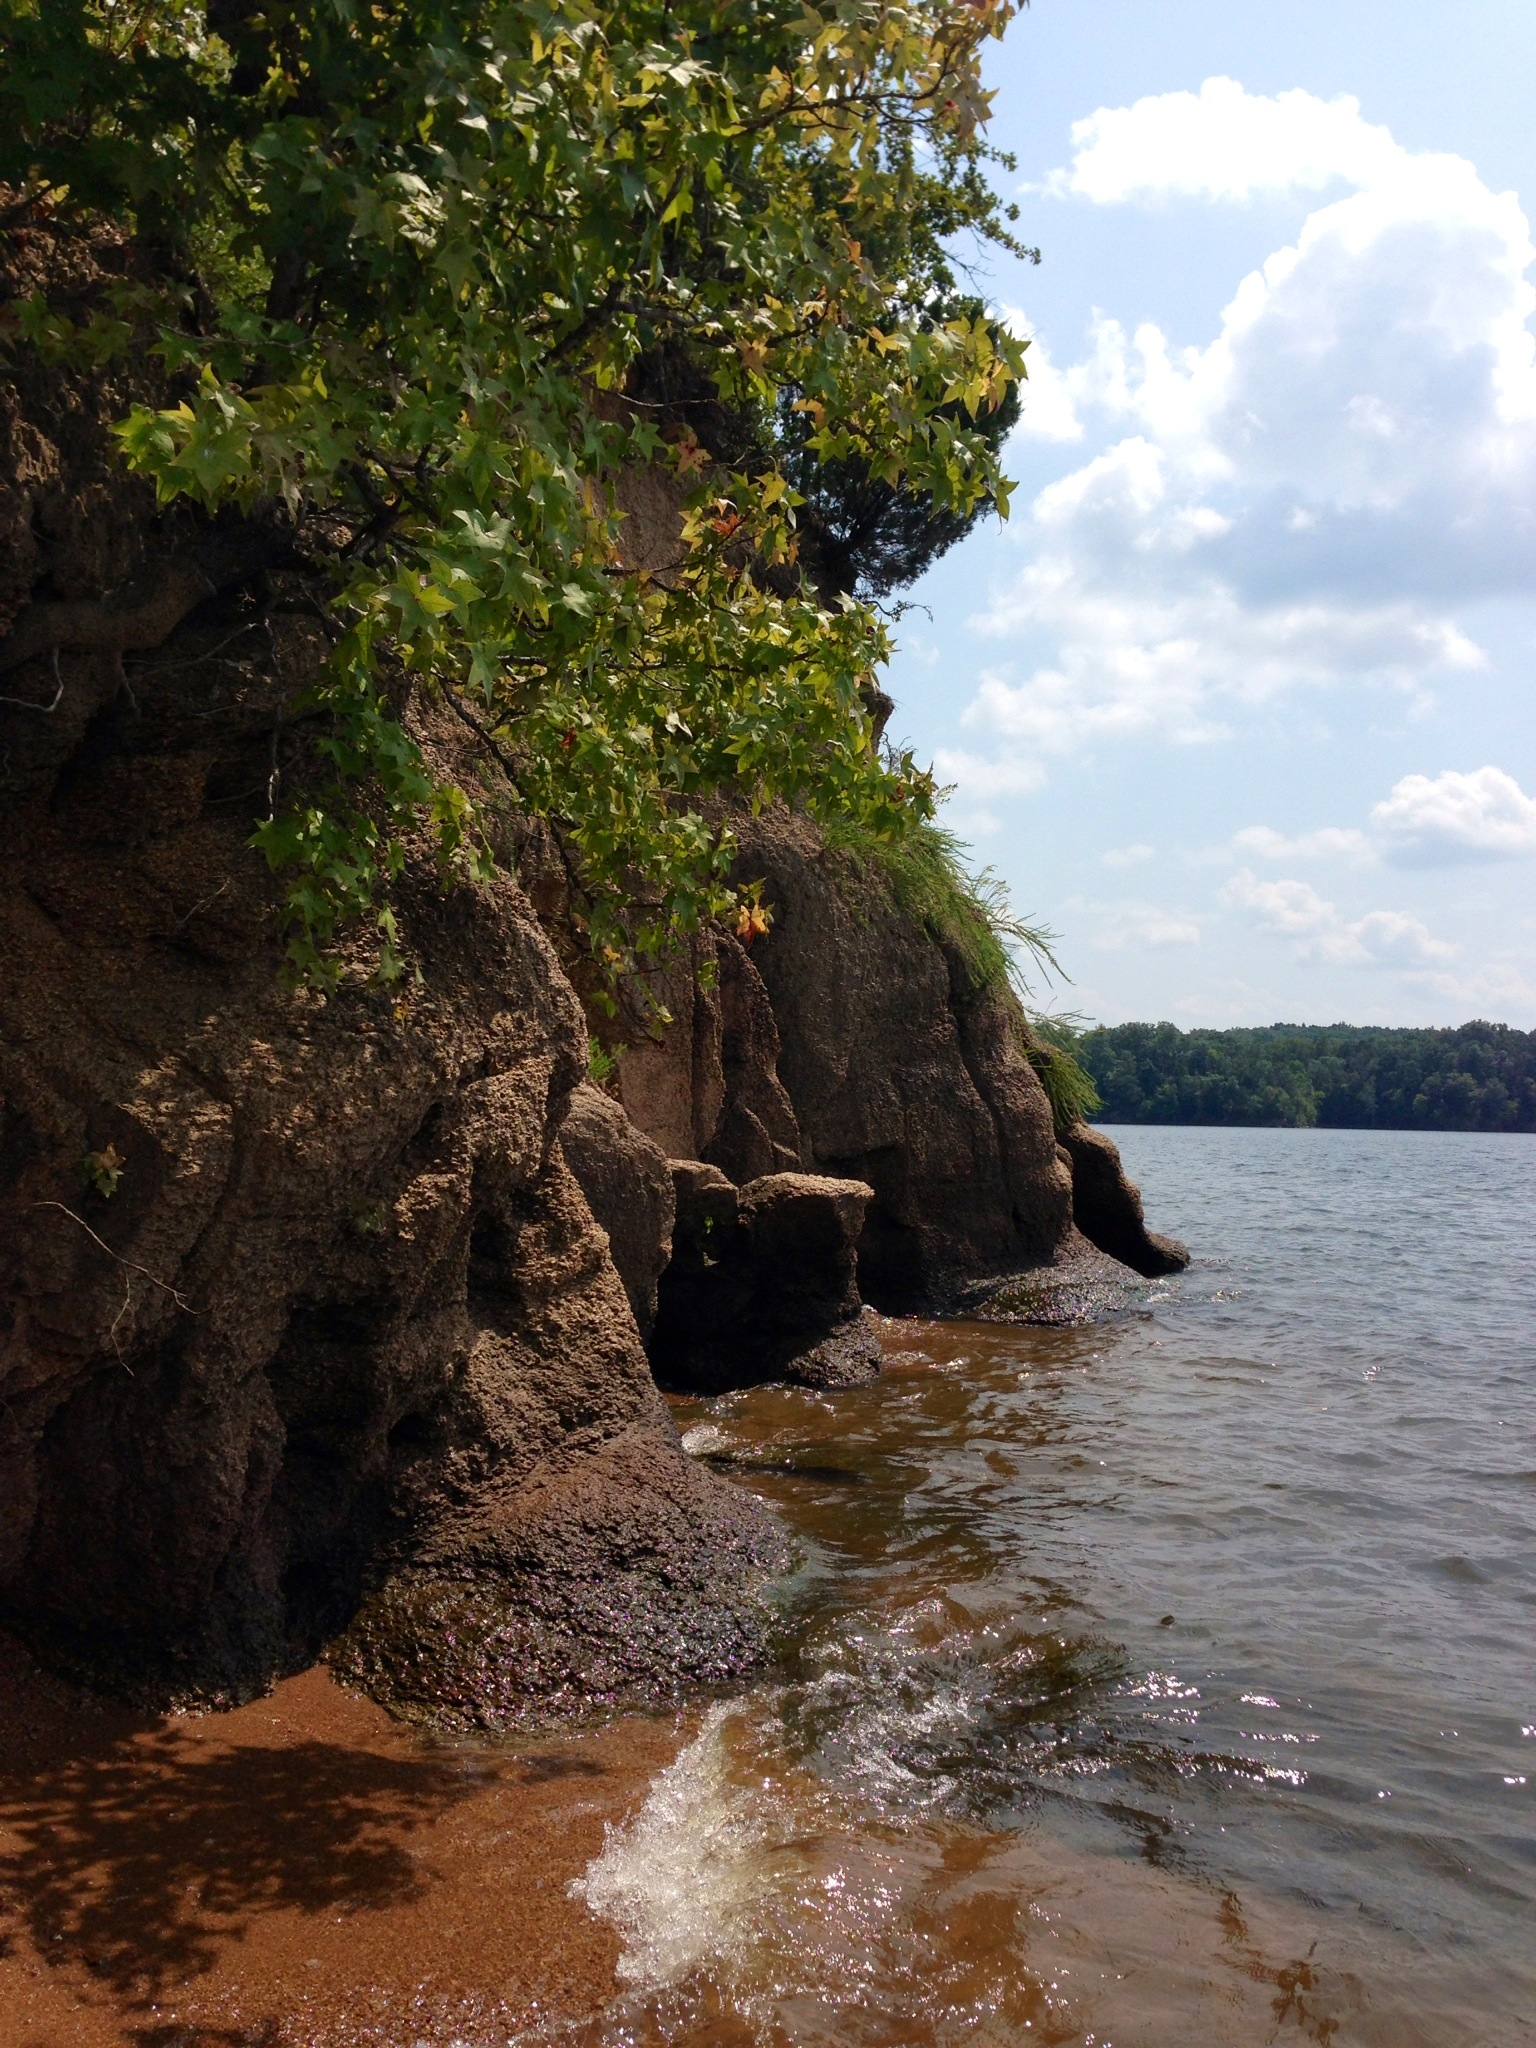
[570,1705,773,1989]
[801,1666,973,1812]
[679,1422,727,1456]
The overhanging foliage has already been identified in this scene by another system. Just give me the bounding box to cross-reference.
[2,0,1031,987]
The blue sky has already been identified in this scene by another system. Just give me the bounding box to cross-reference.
[885,0,1536,1028]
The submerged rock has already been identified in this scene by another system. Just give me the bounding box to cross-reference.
[951,1231,1156,1327]
[328,1426,792,1729]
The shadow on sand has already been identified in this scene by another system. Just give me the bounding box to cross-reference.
[0,1720,469,2004]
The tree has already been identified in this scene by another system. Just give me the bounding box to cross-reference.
[1069,1021,1536,1132]
[1,0,1030,987]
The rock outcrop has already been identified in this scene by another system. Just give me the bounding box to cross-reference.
[732,813,1074,1310]
[557,1081,676,1342]
[1058,1123,1190,1279]
[602,810,1194,1322]
[0,252,1186,1726]
[650,1164,880,1393]
[0,344,787,1719]
[611,809,1075,1311]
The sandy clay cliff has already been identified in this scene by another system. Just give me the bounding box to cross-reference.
[0,311,1186,1729]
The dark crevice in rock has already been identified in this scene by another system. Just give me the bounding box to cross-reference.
[386,1407,437,1453]
[650,1164,880,1394]
[818,1143,930,1312]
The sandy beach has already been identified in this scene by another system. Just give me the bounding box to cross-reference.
[0,1631,686,2048]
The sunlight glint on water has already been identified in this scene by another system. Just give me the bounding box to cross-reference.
[573,1129,1536,2047]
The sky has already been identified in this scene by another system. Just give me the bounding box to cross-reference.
[884,0,1536,1029]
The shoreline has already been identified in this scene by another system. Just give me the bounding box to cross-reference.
[1091,1118,1536,1133]
[0,1629,684,2046]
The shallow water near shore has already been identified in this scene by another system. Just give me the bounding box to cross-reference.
[572,1126,1536,2046]
[4,1127,1532,2045]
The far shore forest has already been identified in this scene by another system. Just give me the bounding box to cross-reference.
[1067,1021,1536,1132]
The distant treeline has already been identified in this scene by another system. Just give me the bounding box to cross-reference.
[1068,1021,1536,1131]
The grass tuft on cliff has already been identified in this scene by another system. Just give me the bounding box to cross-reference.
[1022,1014,1104,1137]
[822,815,1056,996]
[820,814,1100,1134]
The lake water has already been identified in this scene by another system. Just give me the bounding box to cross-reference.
[573,1127,1536,2046]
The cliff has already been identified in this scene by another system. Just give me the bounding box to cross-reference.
[0,331,789,1723]
[0,327,1184,1724]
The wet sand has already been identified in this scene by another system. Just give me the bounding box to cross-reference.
[0,1630,684,2047]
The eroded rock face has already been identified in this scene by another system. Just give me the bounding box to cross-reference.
[613,926,801,1184]
[0,361,787,1718]
[558,1081,676,1342]
[1059,1124,1190,1279]
[728,811,1075,1310]
[0,686,786,1713]
[605,810,1209,1316]
[650,1164,880,1393]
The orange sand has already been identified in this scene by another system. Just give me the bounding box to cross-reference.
[0,1631,684,2047]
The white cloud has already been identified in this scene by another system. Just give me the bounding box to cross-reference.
[1222,869,1336,936]
[1409,958,1536,1012]
[965,581,1478,755]
[1032,436,1166,525]
[930,746,1046,798]
[1371,766,1536,862]
[1233,766,1536,871]
[962,81,1536,785]
[1221,867,1456,966]
[955,807,1003,837]
[1348,909,1460,967]
[1102,842,1155,868]
[999,318,1085,442]
[1231,824,1374,863]
[1069,896,1202,951]
[1043,76,1400,206]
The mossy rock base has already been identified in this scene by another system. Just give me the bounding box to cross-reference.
[950,1241,1152,1327]
[330,1548,795,1734]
